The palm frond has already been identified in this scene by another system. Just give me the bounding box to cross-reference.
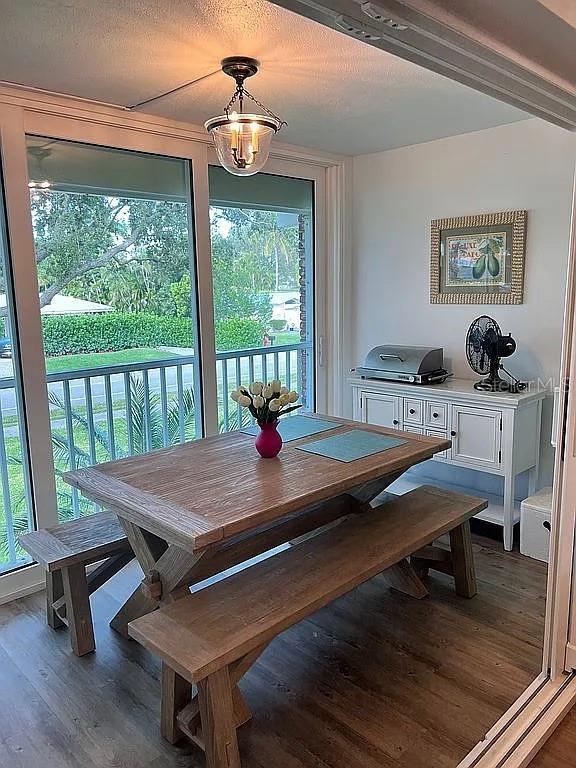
[167,388,196,445]
[48,389,115,457]
[128,375,164,453]
[50,431,94,469]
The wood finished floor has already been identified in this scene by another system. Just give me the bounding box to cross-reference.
[0,527,547,768]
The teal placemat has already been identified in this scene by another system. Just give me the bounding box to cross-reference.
[241,415,341,442]
[296,429,407,463]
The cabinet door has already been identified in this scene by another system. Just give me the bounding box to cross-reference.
[450,405,502,470]
[359,391,401,429]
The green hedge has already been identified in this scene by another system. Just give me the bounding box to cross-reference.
[214,318,263,351]
[42,313,193,356]
[42,312,265,356]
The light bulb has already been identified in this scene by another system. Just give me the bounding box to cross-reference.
[251,122,260,153]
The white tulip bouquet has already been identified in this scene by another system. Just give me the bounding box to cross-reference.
[231,380,301,423]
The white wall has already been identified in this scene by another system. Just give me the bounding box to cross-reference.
[350,119,576,488]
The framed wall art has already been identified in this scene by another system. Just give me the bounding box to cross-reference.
[430,210,527,304]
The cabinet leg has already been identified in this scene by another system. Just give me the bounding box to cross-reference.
[503,475,515,552]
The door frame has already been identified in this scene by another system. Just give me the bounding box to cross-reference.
[0,85,348,600]
[455,170,576,767]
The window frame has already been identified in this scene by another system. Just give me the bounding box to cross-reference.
[207,150,327,417]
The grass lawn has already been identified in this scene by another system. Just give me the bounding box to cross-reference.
[45,347,181,374]
[272,331,301,346]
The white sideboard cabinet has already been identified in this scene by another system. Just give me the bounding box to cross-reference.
[350,377,546,551]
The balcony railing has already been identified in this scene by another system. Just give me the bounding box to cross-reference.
[0,342,312,574]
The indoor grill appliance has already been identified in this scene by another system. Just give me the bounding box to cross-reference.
[353,345,451,385]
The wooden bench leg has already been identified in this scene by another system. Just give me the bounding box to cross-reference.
[62,564,95,656]
[449,521,477,598]
[161,663,192,744]
[382,559,429,599]
[198,667,241,768]
[46,570,65,630]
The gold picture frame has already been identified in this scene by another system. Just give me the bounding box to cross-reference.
[430,210,527,304]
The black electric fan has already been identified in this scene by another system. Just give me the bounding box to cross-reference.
[466,315,525,392]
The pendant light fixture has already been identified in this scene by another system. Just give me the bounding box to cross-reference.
[205,57,285,177]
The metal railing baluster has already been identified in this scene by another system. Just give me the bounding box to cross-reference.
[62,380,80,519]
[221,360,229,432]
[83,378,97,465]
[176,365,185,442]
[160,367,169,447]
[273,351,279,381]
[143,370,152,452]
[123,372,134,455]
[284,352,292,389]
[235,357,242,426]
[104,375,116,460]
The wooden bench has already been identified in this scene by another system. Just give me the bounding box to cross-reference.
[19,511,134,656]
[129,485,486,768]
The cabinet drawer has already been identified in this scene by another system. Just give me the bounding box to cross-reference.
[404,425,424,435]
[404,398,424,425]
[426,428,449,460]
[425,401,447,429]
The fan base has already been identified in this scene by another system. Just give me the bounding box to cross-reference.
[474,374,513,393]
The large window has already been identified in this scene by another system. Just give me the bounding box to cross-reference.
[0,122,323,586]
[209,166,315,431]
[26,137,201,522]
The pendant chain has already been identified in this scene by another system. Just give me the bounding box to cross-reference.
[224,83,286,126]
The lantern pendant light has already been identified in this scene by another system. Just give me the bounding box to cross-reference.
[205,57,285,177]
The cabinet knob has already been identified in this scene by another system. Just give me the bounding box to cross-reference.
[393,419,399,425]
[450,430,457,437]
[433,412,439,419]
[409,408,416,414]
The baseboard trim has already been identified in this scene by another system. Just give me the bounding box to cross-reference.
[458,673,576,768]
[0,561,44,605]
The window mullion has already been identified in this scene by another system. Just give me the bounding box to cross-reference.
[0,105,58,530]
[192,146,219,436]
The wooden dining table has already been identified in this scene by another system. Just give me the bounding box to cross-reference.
[64,416,450,642]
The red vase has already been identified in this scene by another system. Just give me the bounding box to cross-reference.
[255,420,283,458]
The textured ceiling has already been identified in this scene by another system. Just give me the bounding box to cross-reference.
[0,0,529,155]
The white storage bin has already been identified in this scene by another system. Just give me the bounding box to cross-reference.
[520,487,553,563]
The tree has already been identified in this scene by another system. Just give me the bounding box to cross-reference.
[19,190,191,317]
[10,191,299,329]
[211,207,300,292]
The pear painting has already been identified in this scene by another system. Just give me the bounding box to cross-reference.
[446,232,506,287]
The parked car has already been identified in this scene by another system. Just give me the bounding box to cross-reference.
[0,337,12,358]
